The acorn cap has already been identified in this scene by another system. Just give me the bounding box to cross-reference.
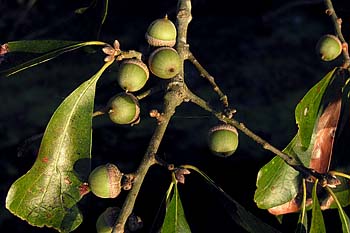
[316,34,342,61]
[108,93,140,125]
[88,163,123,198]
[145,16,177,47]
[208,124,239,157]
[117,59,149,92]
[148,47,181,79]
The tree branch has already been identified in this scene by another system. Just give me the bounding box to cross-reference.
[112,1,192,232]
[185,89,334,184]
[188,51,229,108]
[324,0,350,68]
[112,89,184,233]
[111,0,344,231]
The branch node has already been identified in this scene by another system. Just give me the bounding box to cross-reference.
[149,109,165,124]
[122,173,136,191]
[325,8,333,15]
[223,107,236,119]
[168,164,175,171]
[337,17,342,26]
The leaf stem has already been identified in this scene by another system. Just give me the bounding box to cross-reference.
[325,186,350,231]
[329,171,350,180]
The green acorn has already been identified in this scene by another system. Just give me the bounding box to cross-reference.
[148,47,181,79]
[316,34,342,61]
[208,124,239,157]
[88,164,123,198]
[145,15,177,47]
[117,58,149,92]
[96,207,120,233]
[96,207,143,233]
[108,93,140,125]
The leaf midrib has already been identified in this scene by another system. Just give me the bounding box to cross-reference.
[15,77,97,217]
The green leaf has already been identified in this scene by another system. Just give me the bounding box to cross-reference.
[161,182,191,233]
[6,40,82,54]
[255,68,339,209]
[1,40,108,77]
[338,206,350,233]
[338,208,350,233]
[254,136,301,209]
[326,187,350,233]
[5,61,113,232]
[183,165,281,233]
[295,68,337,148]
[310,180,326,233]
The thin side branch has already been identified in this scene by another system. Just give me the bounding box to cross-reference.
[188,51,229,108]
[185,89,333,184]
[324,0,350,68]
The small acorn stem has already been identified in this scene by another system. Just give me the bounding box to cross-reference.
[93,103,112,117]
[92,110,106,117]
[116,50,143,61]
[135,82,167,100]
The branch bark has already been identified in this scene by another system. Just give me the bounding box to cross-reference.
[112,1,192,232]
[324,0,350,68]
[185,89,334,185]
[112,0,342,231]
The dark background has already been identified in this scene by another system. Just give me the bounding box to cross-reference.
[1,0,349,232]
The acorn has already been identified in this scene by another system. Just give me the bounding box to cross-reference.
[148,47,181,79]
[316,34,342,61]
[88,163,123,198]
[208,124,239,157]
[108,93,140,125]
[96,207,143,233]
[145,15,177,47]
[96,207,120,233]
[117,58,149,92]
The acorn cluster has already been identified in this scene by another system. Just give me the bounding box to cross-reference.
[91,16,182,200]
[101,15,181,127]
[90,14,243,232]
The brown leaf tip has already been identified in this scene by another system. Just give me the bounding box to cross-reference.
[0,43,9,55]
